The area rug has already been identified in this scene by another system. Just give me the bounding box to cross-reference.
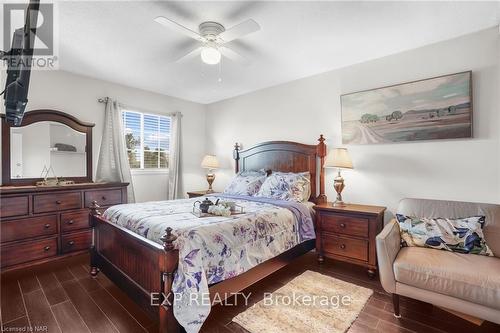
[232,270,373,333]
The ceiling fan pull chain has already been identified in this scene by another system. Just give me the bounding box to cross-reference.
[218,58,223,83]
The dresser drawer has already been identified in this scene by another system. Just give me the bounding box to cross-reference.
[322,234,368,262]
[320,213,368,238]
[61,210,90,232]
[61,230,92,254]
[85,189,123,207]
[1,237,57,268]
[33,192,82,213]
[1,215,57,242]
[0,196,29,218]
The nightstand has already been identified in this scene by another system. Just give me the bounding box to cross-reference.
[314,203,386,278]
[187,190,211,198]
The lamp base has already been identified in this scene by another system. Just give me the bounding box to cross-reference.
[206,173,215,193]
[333,170,346,207]
[332,199,346,207]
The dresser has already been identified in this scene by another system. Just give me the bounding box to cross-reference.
[314,203,386,278]
[0,182,128,271]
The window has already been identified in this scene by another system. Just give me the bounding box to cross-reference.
[122,110,171,170]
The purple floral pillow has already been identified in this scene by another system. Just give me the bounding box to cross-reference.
[255,172,311,202]
[223,171,267,196]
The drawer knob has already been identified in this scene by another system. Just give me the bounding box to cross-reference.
[44,223,51,229]
[101,196,107,200]
[68,241,75,246]
[340,223,346,228]
[67,220,74,225]
[340,244,346,249]
[43,246,51,251]
[56,200,62,204]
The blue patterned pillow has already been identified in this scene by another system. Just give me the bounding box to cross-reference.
[255,172,311,202]
[223,171,267,196]
[396,214,493,256]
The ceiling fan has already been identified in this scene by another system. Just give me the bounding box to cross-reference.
[154,16,260,65]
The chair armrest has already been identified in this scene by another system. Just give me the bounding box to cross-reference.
[376,219,401,294]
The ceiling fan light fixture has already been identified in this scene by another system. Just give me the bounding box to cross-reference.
[201,45,221,65]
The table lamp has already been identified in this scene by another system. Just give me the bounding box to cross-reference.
[201,155,219,193]
[324,148,353,207]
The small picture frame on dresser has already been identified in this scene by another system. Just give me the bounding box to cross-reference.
[313,202,386,279]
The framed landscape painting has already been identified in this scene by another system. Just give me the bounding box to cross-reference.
[341,71,472,144]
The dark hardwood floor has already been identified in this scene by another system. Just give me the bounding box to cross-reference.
[1,252,499,333]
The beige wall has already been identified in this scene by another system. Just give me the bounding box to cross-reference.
[206,28,500,213]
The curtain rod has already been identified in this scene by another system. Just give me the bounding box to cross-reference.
[97,97,182,117]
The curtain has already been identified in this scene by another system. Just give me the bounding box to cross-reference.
[167,112,182,200]
[96,98,135,203]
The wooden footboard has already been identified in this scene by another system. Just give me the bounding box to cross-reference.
[90,202,315,333]
[89,201,180,333]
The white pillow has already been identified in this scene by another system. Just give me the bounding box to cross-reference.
[255,172,311,202]
[223,171,267,196]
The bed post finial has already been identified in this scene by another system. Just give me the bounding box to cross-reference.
[233,142,240,173]
[316,135,327,204]
[160,227,177,251]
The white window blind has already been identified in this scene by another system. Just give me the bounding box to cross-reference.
[122,110,171,170]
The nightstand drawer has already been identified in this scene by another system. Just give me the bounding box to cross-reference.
[322,234,368,262]
[320,213,368,238]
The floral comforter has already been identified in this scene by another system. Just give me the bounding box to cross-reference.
[103,195,315,333]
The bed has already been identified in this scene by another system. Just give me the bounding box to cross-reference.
[89,136,327,333]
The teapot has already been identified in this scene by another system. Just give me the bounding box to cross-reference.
[193,198,219,213]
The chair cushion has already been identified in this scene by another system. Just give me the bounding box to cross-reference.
[394,247,500,310]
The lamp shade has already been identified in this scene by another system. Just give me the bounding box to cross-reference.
[324,148,353,169]
[201,155,219,169]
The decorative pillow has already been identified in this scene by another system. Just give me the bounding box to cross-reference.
[238,169,267,177]
[255,172,311,202]
[396,214,493,256]
[223,171,267,196]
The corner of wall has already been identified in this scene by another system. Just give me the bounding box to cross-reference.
[497,26,500,203]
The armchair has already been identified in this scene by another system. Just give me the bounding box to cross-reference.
[376,198,500,324]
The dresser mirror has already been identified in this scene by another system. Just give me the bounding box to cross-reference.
[1,110,94,185]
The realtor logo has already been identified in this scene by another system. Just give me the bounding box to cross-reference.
[2,2,58,69]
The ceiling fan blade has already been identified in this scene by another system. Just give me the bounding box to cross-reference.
[174,46,202,63]
[218,19,260,43]
[220,47,250,65]
[154,16,205,42]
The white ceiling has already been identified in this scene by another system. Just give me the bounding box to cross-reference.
[56,1,499,104]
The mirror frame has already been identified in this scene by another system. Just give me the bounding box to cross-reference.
[1,109,95,186]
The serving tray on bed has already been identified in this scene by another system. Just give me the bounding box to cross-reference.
[192,211,246,218]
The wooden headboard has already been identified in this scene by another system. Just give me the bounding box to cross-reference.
[233,135,327,204]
